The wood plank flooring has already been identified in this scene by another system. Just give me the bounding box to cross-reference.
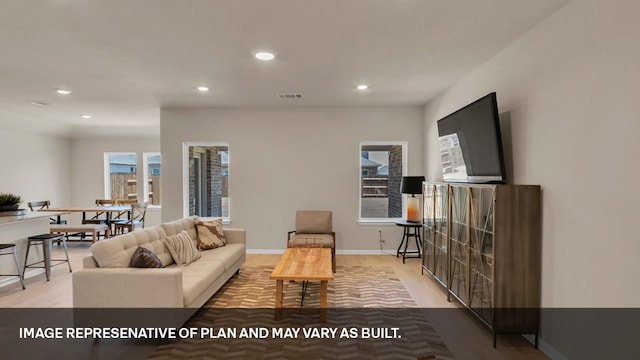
[0,244,549,360]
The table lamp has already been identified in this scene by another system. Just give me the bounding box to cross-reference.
[401,176,425,222]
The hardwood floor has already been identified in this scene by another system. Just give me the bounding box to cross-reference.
[0,244,549,359]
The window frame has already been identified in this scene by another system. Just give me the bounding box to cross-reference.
[182,141,231,223]
[143,152,161,208]
[104,152,138,201]
[358,141,408,224]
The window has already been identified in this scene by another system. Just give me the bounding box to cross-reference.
[359,142,407,221]
[183,143,229,219]
[144,153,161,206]
[105,153,138,201]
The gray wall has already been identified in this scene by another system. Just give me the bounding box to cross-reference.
[161,107,424,252]
[70,138,162,227]
[423,0,640,358]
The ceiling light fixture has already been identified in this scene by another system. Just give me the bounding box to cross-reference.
[81,114,92,119]
[357,84,369,90]
[254,51,275,61]
[56,89,72,95]
[197,86,210,92]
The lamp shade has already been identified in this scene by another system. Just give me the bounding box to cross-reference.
[400,176,425,195]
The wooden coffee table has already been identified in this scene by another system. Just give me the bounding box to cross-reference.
[270,247,333,322]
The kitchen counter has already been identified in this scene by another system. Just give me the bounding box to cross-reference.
[0,212,68,286]
[0,212,67,224]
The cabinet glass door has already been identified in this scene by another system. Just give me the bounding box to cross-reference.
[422,183,448,286]
[432,184,448,286]
[448,185,469,304]
[422,183,436,274]
[468,186,495,325]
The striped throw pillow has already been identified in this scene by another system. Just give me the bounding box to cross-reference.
[164,230,201,266]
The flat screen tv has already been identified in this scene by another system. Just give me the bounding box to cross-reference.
[437,92,506,183]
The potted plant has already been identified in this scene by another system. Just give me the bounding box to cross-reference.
[0,192,22,211]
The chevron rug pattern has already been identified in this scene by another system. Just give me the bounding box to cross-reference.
[149,265,454,359]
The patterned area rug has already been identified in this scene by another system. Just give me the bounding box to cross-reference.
[149,266,454,359]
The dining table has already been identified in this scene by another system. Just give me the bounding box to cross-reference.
[38,205,132,226]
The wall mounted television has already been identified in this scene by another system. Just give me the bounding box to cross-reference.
[437,92,506,183]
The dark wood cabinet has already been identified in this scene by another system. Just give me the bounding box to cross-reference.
[422,182,541,347]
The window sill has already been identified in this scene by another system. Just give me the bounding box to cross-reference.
[195,217,232,225]
[357,219,401,226]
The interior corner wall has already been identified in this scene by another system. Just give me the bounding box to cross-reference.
[160,107,423,252]
[0,128,71,208]
[423,0,640,358]
[70,138,162,227]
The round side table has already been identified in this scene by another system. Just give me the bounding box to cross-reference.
[395,220,422,264]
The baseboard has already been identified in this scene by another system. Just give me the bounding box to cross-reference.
[0,268,45,287]
[246,249,284,255]
[523,335,568,360]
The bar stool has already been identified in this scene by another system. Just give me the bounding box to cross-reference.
[0,244,26,289]
[23,233,72,281]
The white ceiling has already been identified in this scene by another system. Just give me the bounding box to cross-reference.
[0,0,569,139]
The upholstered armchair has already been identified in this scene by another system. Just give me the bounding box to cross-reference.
[287,210,335,272]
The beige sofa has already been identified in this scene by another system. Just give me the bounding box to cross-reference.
[72,217,245,314]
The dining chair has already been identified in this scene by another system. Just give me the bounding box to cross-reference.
[83,199,117,226]
[27,200,66,224]
[116,199,138,205]
[287,210,336,272]
[84,199,125,239]
[113,202,149,235]
[113,199,137,220]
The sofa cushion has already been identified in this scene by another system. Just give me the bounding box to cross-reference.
[165,231,201,266]
[288,234,335,248]
[161,217,198,246]
[129,247,163,268]
[180,258,225,307]
[91,226,172,268]
[198,243,245,271]
[195,218,226,250]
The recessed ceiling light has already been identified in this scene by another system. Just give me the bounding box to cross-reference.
[81,114,92,119]
[197,86,210,92]
[357,84,369,90]
[254,51,275,61]
[56,89,72,95]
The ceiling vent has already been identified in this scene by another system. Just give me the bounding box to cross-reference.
[278,93,303,99]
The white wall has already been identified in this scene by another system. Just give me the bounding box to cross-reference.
[424,0,640,357]
[0,128,71,207]
[0,128,70,278]
[161,107,424,252]
[70,138,162,227]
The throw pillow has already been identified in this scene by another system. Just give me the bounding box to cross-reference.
[164,230,201,266]
[195,218,226,250]
[129,247,163,268]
